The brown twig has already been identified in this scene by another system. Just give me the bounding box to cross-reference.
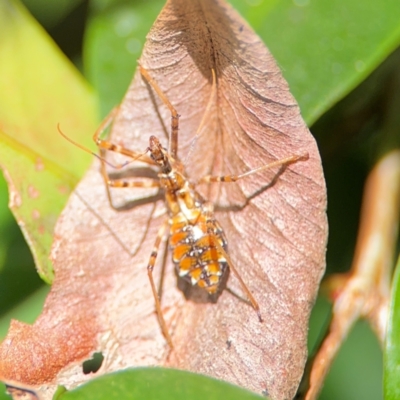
[303,150,400,400]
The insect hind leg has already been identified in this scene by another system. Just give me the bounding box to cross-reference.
[203,203,262,322]
[147,218,174,348]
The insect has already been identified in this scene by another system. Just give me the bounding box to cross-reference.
[60,65,308,348]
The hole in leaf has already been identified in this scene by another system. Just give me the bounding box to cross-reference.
[82,352,104,374]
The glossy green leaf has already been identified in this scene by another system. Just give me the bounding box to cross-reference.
[86,0,400,125]
[59,368,267,400]
[85,0,165,116]
[0,0,98,282]
[384,255,400,399]
[231,0,400,125]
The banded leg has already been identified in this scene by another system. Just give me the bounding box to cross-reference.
[99,162,161,208]
[147,219,174,348]
[87,107,159,207]
[93,107,155,165]
[139,65,180,159]
[204,203,262,322]
[199,153,309,184]
[106,179,161,189]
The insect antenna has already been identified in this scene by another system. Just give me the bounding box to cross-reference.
[57,124,147,170]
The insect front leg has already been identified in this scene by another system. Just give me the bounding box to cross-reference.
[90,107,160,208]
[93,107,155,165]
[147,218,174,348]
[139,65,180,159]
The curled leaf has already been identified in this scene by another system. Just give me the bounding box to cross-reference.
[0,1,327,399]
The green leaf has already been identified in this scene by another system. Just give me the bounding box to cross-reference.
[59,368,267,400]
[0,176,15,274]
[384,254,400,399]
[0,0,98,282]
[0,173,44,311]
[231,0,400,124]
[0,382,9,400]
[20,0,83,29]
[0,286,49,340]
[321,320,382,399]
[0,133,73,283]
[85,0,166,116]
[53,385,68,399]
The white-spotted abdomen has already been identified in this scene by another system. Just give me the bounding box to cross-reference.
[169,211,228,294]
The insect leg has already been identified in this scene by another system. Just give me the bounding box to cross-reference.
[147,218,174,348]
[106,178,161,189]
[139,65,180,159]
[204,203,262,322]
[98,162,161,208]
[199,153,309,184]
[93,107,155,165]
[86,107,159,207]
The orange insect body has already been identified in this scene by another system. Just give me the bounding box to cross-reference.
[149,135,227,293]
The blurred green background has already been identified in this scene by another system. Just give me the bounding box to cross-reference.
[1,0,400,398]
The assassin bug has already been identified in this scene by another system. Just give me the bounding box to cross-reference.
[59,65,308,348]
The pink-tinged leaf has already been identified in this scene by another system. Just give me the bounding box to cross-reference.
[0,1,327,399]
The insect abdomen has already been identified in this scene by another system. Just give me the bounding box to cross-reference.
[169,212,228,294]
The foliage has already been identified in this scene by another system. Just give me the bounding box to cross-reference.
[0,0,399,399]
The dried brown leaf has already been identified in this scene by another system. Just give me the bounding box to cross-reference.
[0,1,327,399]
